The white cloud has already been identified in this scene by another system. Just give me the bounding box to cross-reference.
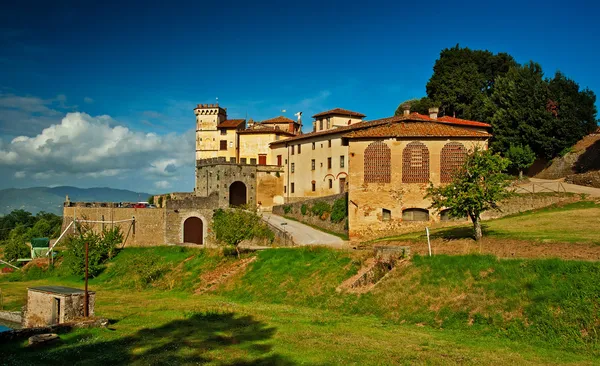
[154,180,171,189]
[84,97,94,104]
[0,112,195,190]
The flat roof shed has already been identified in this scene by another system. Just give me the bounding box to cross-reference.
[24,286,96,328]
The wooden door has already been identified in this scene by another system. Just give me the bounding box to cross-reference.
[339,177,346,193]
[258,154,267,165]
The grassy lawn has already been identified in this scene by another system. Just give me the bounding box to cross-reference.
[1,246,599,364]
[372,201,600,244]
[0,283,597,365]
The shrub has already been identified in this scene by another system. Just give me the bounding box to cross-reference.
[301,204,308,216]
[213,208,274,257]
[3,235,30,263]
[63,227,123,277]
[330,198,348,223]
[125,253,169,289]
[311,201,331,217]
[283,205,292,214]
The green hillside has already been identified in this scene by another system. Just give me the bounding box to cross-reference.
[0,186,150,215]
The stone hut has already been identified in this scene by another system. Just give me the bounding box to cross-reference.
[23,286,96,328]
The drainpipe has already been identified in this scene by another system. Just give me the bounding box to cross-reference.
[286,142,290,202]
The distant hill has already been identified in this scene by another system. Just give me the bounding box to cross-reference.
[0,186,151,216]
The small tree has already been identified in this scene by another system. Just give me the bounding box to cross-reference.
[505,144,535,180]
[212,208,274,258]
[426,147,512,241]
[3,225,30,263]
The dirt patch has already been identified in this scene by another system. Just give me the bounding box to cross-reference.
[22,258,49,270]
[195,256,257,294]
[337,257,407,294]
[374,238,600,261]
[565,171,600,188]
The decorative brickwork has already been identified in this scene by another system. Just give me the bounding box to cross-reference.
[364,141,391,183]
[402,142,430,183]
[440,142,467,183]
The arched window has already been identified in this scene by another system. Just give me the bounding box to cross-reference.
[364,141,391,183]
[402,142,430,183]
[440,142,467,183]
[402,208,430,221]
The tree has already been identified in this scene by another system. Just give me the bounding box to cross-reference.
[426,148,512,241]
[505,144,536,179]
[425,45,517,120]
[394,97,435,116]
[63,226,123,277]
[212,208,274,258]
[3,224,30,263]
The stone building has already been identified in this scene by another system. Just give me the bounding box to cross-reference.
[64,102,492,244]
[23,286,96,328]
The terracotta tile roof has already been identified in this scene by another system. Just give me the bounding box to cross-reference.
[217,119,245,128]
[343,122,491,139]
[269,113,491,146]
[312,108,366,119]
[261,116,296,124]
[238,127,296,136]
[437,115,491,128]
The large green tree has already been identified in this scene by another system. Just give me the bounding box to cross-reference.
[425,45,517,120]
[394,97,435,116]
[426,148,512,241]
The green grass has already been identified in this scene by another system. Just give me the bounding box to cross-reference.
[1,246,599,364]
[372,201,600,243]
[282,215,349,240]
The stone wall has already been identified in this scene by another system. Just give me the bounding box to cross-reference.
[272,193,347,236]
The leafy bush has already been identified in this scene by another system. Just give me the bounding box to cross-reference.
[3,226,30,263]
[330,198,348,223]
[63,227,123,277]
[124,253,169,289]
[283,205,292,214]
[311,201,331,217]
[213,208,274,257]
[301,204,308,216]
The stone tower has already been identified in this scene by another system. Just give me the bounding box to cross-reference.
[194,103,227,161]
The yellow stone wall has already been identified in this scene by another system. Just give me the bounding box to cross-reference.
[347,138,488,241]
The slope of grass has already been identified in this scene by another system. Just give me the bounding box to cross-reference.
[372,201,600,243]
[1,246,599,361]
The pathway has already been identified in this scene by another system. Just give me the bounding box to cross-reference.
[260,213,348,248]
[514,178,600,197]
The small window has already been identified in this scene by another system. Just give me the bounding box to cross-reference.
[319,119,323,130]
[328,140,331,148]
[291,183,295,193]
[298,144,302,154]
[327,157,332,169]
[312,142,315,150]
[291,163,295,173]
[240,158,247,164]
[329,179,333,189]
[220,140,227,150]
[250,158,257,165]
[285,159,288,164]
[311,159,315,170]
[340,155,345,168]
[382,209,391,221]
[284,186,287,193]
[291,145,295,155]
[220,129,227,135]
[230,157,236,163]
[229,141,233,148]
[312,181,316,191]
[402,208,430,222]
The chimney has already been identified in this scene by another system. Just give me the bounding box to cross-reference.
[402,103,410,116]
[429,107,439,120]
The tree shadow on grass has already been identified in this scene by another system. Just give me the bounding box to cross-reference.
[407,224,493,241]
[1,311,296,366]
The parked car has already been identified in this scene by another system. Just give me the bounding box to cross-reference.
[133,202,148,208]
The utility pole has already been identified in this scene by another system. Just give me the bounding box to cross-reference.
[84,241,89,317]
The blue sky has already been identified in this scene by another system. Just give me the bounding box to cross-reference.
[1,0,599,193]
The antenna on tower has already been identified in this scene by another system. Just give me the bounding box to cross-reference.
[216,97,219,106]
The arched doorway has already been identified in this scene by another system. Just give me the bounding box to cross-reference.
[229,181,247,207]
[183,217,203,245]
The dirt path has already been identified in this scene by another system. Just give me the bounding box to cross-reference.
[376,238,600,261]
[515,178,600,197]
[261,213,347,248]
